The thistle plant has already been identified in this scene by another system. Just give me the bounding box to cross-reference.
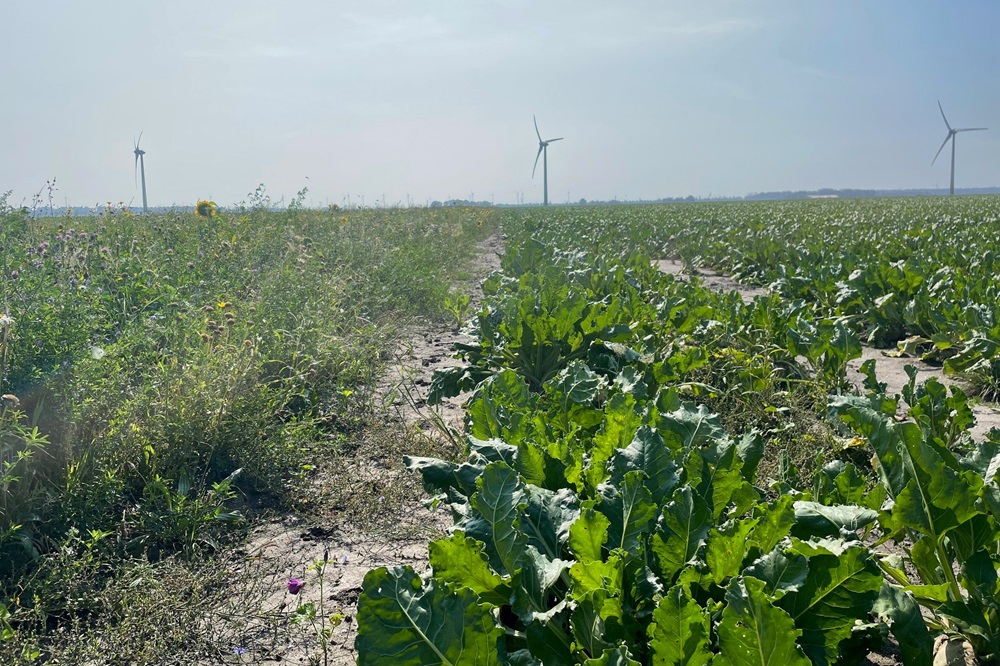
[287,548,348,666]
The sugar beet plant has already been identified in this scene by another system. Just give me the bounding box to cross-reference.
[358,370,928,664]
[832,365,1000,662]
[507,198,1000,398]
[355,232,944,664]
[356,206,1000,664]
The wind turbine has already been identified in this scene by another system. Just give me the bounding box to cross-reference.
[532,116,563,206]
[133,133,148,213]
[932,102,987,196]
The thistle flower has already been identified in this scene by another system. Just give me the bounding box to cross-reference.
[287,578,305,595]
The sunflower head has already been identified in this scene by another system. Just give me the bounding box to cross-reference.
[195,200,218,218]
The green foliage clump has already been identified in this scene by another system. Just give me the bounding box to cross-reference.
[0,197,499,654]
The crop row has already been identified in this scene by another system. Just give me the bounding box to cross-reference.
[356,205,1000,665]
[505,198,1000,398]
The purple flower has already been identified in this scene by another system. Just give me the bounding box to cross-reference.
[100,246,110,253]
[9,270,18,279]
[340,555,349,565]
[287,578,305,595]
[39,241,49,250]
[232,646,247,655]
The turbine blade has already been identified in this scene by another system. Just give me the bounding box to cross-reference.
[532,145,543,178]
[137,130,143,147]
[938,101,952,131]
[533,115,542,143]
[955,127,988,132]
[932,134,951,165]
[547,137,563,142]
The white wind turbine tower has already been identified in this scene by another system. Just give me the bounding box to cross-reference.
[133,133,149,213]
[532,116,563,206]
[932,102,987,196]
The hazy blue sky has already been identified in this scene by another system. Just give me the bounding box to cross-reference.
[2,1,999,207]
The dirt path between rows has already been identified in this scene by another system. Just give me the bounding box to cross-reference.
[215,235,503,665]
[656,259,1000,441]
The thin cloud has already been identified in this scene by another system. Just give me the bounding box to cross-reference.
[184,41,303,60]
[662,18,759,36]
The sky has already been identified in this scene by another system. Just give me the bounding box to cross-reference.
[2,1,999,207]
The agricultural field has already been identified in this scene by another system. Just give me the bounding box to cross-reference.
[3,196,1000,665]
[355,198,1000,666]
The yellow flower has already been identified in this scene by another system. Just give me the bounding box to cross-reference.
[195,200,217,218]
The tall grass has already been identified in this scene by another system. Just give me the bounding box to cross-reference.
[0,197,497,657]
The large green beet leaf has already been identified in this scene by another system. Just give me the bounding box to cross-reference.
[356,566,502,666]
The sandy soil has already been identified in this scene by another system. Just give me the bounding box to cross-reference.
[656,259,769,303]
